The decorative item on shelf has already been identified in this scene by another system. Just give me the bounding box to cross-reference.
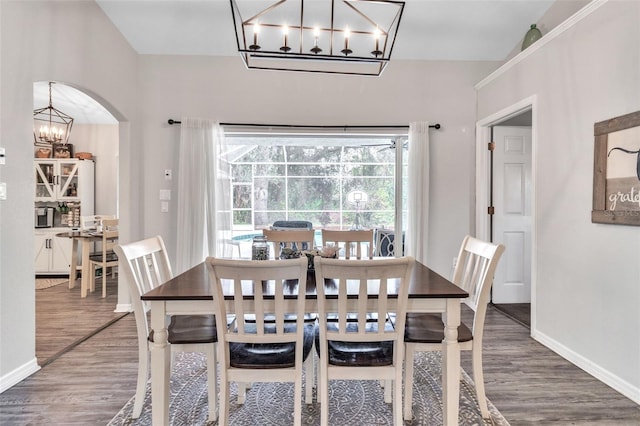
[35,147,52,158]
[75,152,92,160]
[521,24,542,51]
[61,202,81,227]
[279,247,302,260]
[33,81,74,145]
[251,235,270,260]
[301,246,340,270]
[53,143,73,158]
[230,0,405,76]
[66,183,77,197]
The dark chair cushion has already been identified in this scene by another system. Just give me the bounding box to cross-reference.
[271,220,313,230]
[89,250,118,262]
[228,322,315,369]
[148,314,217,344]
[404,312,473,344]
[315,320,396,367]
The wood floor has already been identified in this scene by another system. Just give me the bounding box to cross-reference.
[1,280,639,425]
[35,274,126,365]
[491,303,530,328]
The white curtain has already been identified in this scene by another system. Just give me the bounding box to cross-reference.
[406,121,430,264]
[176,118,231,273]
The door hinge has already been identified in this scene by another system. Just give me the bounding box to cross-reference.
[488,141,496,151]
[488,206,495,215]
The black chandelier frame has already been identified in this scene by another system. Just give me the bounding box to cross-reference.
[230,0,405,76]
[33,81,74,145]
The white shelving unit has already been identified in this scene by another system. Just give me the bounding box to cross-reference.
[34,158,95,275]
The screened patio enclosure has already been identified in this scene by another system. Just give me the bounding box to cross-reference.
[225,134,408,243]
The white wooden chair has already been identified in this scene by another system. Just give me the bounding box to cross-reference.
[313,256,415,426]
[80,214,116,230]
[75,214,116,280]
[403,235,505,421]
[262,228,315,258]
[114,236,219,421]
[321,229,374,259]
[88,218,119,297]
[205,257,313,426]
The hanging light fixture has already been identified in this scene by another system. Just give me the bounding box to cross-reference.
[33,82,74,145]
[230,0,405,76]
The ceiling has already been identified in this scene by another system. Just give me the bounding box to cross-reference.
[35,0,556,124]
[95,0,555,61]
[33,82,118,125]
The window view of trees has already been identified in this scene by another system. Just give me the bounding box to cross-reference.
[226,135,407,234]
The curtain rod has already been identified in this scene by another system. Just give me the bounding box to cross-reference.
[167,119,441,130]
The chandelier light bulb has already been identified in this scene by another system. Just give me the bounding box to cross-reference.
[280,25,291,52]
[311,26,322,54]
[341,27,352,56]
[250,22,261,50]
[371,27,383,57]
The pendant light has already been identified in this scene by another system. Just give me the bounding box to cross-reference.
[33,82,74,145]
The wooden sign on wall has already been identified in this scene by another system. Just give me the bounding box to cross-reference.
[592,110,640,225]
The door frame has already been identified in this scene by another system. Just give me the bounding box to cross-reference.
[475,95,538,332]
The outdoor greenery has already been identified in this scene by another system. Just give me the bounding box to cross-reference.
[227,136,406,232]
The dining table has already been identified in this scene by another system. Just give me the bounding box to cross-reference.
[141,259,469,426]
[56,230,103,298]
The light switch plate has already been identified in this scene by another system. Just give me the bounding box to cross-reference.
[161,201,169,212]
[0,147,5,165]
[0,182,6,200]
[164,169,172,180]
[159,189,171,200]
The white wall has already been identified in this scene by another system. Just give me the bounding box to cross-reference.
[70,124,119,216]
[136,56,498,275]
[0,0,138,391]
[0,0,498,391]
[477,1,640,402]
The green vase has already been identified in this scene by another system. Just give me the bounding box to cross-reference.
[521,24,542,51]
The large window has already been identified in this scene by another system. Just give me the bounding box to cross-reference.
[226,134,408,236]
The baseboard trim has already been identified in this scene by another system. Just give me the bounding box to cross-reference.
[532,329,640,404]
[0,358,40,394]
[114,303,132,313]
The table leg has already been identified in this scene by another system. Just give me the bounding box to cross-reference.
[80,240,91,298]
[150,300,171,426]
[68,238,79,289]
[442,298,461,426]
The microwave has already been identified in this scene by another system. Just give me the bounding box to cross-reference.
[35,207,54,228]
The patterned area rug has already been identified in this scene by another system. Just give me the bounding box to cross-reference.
[109,352,509,426]
[35,278,69,290]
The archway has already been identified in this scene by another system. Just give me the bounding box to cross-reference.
[32,81,124,365]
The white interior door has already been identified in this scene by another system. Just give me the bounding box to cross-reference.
[492,126,532,303]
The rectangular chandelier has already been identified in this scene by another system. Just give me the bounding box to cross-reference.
[230,0,405,76]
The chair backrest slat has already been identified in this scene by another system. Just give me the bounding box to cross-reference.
[206,257,308,346]
[81,214,116,230]
[114,236,174,341]
[452,235,505,335]
[262,229,315,257]
[321,229,374,259]
[101,219,119,253]
[314,257,414,343]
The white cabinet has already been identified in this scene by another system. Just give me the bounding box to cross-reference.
[35,228,73,274]
[35,159,95,204]
[34,159,94,274]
